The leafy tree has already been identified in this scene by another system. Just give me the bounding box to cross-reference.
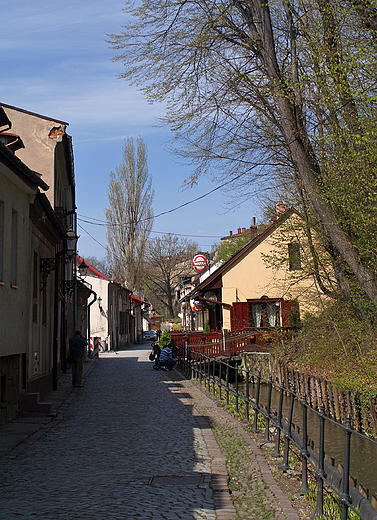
[106,137,154,293]
[109,0,377,319]
[84,256,111,278]
[145,233,198,318]
[214,233,253,264]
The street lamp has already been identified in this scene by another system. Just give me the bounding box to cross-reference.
[40,230,79,277]
[77,258,89,275]
[66,230,79,256]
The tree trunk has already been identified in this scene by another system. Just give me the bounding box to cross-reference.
[249,0,377,309]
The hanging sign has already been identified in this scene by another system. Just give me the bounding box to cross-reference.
[193,254,208,273]
[203,291,217,309]
[190,299,204,312]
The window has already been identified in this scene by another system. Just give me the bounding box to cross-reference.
[0,374,5,407]
[42,282,47,325]
[251,300,280,327]
[32,252,38,322]
[10,210,18,286]
[0,201,3,282]
[288,242,301,270]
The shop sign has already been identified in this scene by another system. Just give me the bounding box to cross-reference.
[203,291,217,309]
[190,299,204,311]
[193,254,208,273]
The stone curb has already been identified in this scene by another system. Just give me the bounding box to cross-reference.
[168,384,237,520]
[166,369,300,520]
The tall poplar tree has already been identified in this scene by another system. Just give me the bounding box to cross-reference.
[106,137,154,293]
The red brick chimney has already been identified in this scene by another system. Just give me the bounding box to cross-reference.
[276,203,287,216]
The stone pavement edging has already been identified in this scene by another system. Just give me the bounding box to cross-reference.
[0,358,98,462]
[1,351,300,520]
[165,369,300,520]
[168,384,237,520]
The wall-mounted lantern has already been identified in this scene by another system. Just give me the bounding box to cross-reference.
[40,230,79,277]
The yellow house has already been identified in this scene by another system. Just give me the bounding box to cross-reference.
[181,208,333,334]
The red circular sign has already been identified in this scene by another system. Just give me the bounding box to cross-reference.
[193,254,208,273]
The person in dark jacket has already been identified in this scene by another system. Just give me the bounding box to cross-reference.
[69,330,87,388]
[159,344,176,371]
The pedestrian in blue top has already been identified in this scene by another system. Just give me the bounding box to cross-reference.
[159,344,176,371]
[69,330,87,388]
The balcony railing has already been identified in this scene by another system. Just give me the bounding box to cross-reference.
[170,327,298,358]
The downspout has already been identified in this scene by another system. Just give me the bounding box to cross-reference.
[87,291,97,356]
[53,249,66,391]
[118,287,121,350]
[73,209,78,331]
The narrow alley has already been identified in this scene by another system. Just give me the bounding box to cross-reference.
[0,346,299,520]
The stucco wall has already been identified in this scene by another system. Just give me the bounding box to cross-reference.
[0,169,32,357]
[221,214,325,329]
[2,106,66,208]
[84,275,109,339]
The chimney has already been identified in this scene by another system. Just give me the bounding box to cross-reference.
[276,203,287,217]
[237,228,241,234]
[250,219,258,238]
[242,227,246,233]
[229,231,233,237]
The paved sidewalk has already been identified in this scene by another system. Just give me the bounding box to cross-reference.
[0,345,300,519]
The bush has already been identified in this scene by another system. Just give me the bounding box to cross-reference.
[272,300,377,393]
[159,330,172,349]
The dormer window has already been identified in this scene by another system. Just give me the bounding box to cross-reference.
[0,133,24,153]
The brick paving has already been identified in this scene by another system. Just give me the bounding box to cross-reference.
[0,345,300,519]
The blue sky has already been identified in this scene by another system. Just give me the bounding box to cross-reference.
[2,0,261,259]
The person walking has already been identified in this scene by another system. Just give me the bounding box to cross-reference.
[69,330,87,388]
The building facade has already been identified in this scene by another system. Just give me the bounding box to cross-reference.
[0,104,78,425]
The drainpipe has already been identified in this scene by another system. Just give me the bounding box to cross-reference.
[87,291,97,356]
[118,287,121,350]
[52,249,66,391]
[73,211,78,331]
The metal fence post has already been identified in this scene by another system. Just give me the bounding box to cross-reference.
[279,384,295,472]
[263,376,273,443]
[244,366,250,424]
[226,360,230,407]
[251,371,261,432]
[312,403,326,520]
[235,365,239,414]
[298,394,310,495]
[272,380,285,458]
[198,352,203,388]
[340,414,352,520]
[218,359,222,403]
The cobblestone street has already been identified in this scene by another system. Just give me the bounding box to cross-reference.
[0,346,300,519]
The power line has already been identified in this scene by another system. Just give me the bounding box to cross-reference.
[77,222,219,253]
[78,223,108,251]
[150,229,221,238]
[76,168,253,229]
[78,216,222,239]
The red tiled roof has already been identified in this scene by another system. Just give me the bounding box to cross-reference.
[76,254,115,281]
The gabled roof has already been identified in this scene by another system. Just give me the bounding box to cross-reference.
[0,102,69,126]
[0,140,49,192]
[76,254,115,281]
[187,207,300,297]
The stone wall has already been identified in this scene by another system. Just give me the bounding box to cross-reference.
[0,354,21,426]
